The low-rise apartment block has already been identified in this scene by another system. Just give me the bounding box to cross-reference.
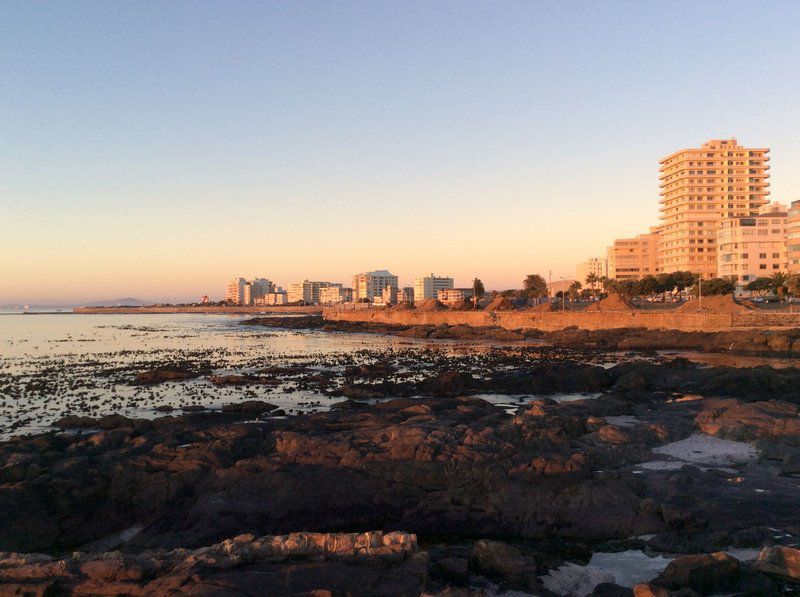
[607,229,659,280]
[319,286,353,305]
[718,202,787,290]
[287,280,340,305]
[437,288,474,305]
[414,274,454,302]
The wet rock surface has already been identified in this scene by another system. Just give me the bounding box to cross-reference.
[0,531,426,596]
[5,317,800,594]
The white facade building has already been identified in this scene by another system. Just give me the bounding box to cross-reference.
[353,270,399,302]
[414,274,454,303]
[319,286,353,305]
[226,278,247,304]
[287,280,340,304]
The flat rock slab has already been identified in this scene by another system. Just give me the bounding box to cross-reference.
[651,433,757,467]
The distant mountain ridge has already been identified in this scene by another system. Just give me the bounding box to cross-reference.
[80,298,152,307]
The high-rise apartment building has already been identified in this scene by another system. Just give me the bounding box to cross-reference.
[413,274,454,302]
[227,277,273,305]
[658,138,770,278]
[226,278,247,304]
[607,229,660,281]
[353,270,398,302]
[717,202,787,290]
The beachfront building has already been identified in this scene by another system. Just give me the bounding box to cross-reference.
[607,229,659,281]
[287,280,340,305]
[414,274,454,303]
[718,202,788,292]
[319,286,353,305]
[353,270,398,302]
[576,258,607,289]
[788,200,800,274]
[226,278,247,304]
[243,282,252,306]
[227,276,274,305]
[399,287,415,304]
[381,285,399,305]
[658,138,771,279]
[437,288,474,305]
[255,290,288,306]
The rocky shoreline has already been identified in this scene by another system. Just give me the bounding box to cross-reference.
[3,349,800,594]
[243,314,800,355]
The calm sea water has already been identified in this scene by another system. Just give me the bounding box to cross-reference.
[0,312,509,437]
[0,312,792,439]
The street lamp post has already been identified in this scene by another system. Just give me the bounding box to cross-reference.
[698,274,702,311]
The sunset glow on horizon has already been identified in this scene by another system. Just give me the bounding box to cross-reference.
[4,2,800,303]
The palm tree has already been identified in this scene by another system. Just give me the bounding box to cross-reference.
[769,271,789,302]
[585,273,600,298]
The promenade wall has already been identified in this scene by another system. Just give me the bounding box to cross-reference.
[73,305,323,315]
[324,306,800,332]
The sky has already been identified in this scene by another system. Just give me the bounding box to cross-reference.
[3,2,800,304]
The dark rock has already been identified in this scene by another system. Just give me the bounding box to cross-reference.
[221,400,279,414]
[753,546,800,581]
[654,552,739,592]
[469,539,538,591]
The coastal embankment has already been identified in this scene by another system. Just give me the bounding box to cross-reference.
[323,304,800,332]
[73,305,322,315]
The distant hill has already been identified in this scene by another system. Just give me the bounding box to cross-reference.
[80,298,152,307]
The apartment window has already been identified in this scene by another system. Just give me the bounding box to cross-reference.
[760,264,767,269]
[759,253,767,259]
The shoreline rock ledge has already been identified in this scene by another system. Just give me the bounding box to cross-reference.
[0,531,426,596]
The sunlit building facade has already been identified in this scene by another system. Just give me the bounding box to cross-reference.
[607,229,659,281]
[718,202,788,291]
[658,139,770,279]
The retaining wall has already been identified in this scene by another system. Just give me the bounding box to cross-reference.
[324,306,800,332]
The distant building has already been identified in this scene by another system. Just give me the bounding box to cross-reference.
[414,274,454,302]
[250,278,274,302]
[576,258,607,289]
[353,270,398,302]
[788,200,800,275]
[399,286,415,304]
[718,202,787,292]
[287,280,340,305]
[547,279,576,296]
[243,282,252,306]
[607,229,660,281]
[437,288,474,305]
[255,291,288,306]
[381,285,399,305]
[658,138,770,279]
[226,278,247,304]
[319,286,353,305]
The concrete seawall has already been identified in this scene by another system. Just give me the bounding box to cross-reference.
[324,306,800,332]
[74,305,323,315]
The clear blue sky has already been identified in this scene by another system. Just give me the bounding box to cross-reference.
[3,2,800,303]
